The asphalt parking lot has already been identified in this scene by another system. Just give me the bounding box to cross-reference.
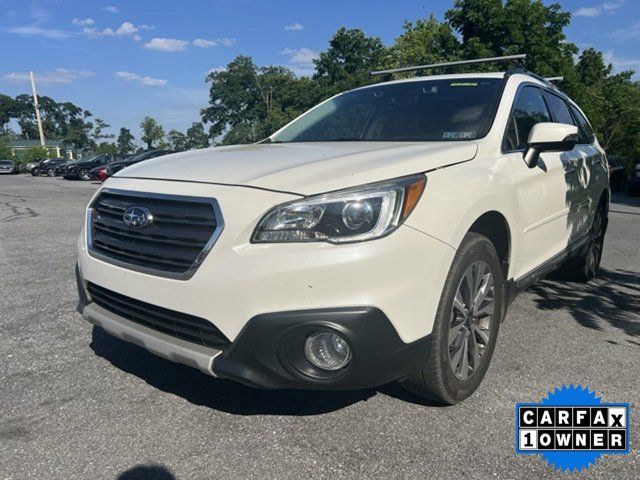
[1,174,639,479]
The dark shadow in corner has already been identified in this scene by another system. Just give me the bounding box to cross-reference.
[528,268,640,337]
[117,464,175,480]
[90,327,379,415]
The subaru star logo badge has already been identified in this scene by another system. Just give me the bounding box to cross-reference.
[123,206,153,228]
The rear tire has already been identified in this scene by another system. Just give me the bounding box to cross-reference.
[555,203,606,282]
[31,167,41,176]
[400,233,505,405]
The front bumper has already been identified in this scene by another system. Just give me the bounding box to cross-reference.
[77,266,431,389]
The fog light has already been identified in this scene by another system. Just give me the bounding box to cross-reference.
[304,331,351,371]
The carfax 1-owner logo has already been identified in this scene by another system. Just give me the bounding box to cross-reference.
[515,385,630,472]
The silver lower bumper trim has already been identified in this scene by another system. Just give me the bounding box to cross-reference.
[82,302,221,376]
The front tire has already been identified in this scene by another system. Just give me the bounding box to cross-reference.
[31,167,41,176]
[400,233,505,404]
[78,168,90,181]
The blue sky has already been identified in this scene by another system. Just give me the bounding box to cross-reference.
[1,0,638,142]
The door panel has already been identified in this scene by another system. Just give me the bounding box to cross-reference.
[509,152,571,278]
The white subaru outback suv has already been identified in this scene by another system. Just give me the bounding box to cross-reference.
[76,63,609,404]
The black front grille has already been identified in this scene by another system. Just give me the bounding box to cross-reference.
[87,283,230,349]
[89,190,220,276]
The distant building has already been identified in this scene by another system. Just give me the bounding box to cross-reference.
[9,139,76,160]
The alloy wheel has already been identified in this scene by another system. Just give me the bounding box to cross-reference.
[448,260,495,380]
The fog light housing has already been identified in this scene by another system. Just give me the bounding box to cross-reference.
[304,331,351,371]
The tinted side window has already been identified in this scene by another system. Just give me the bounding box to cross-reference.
[505,86,551,150]
[569,104,595,144]
[543,92,575,125]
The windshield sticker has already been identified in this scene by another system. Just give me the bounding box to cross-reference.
[450,82,478,87]
[442,131,477,139]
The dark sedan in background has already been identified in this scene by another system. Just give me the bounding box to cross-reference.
[62,153,131,180]
[0,159,18,174]
[103,149,174,179]
[31,158,67,176]
[629,160,640,197]
[608,156,629,192]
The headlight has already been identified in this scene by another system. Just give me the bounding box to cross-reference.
[252,175,426,244]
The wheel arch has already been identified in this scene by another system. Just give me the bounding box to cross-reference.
[466,211,512,279]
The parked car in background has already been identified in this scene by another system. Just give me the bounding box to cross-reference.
[88,165,107,182]
[23,160,44,174]
[629,160,640,197]
[608,156,628,192]
[31,158,64,176]
[63,153,131,180]
[104,150,175,179]
[0,159,18,174]
[43,158,69,177]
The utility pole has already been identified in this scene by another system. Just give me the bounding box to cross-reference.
[29,71,46,147]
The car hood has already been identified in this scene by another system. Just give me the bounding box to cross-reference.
[115,142,478,195]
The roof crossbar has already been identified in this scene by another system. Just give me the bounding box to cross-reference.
[370,54,526,76]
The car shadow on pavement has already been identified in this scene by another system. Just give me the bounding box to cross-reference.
[117,464,175,480]
[528,268,640,337]
[90,327,379,415]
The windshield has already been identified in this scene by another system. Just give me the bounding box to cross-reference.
[271,78,503,143]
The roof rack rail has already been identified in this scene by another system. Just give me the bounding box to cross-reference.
[545,76,564,82]
[503,68,562,91]
[370,54,526,76]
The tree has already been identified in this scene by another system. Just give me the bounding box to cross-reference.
[117,127,135,153]
[314,28,388,92]
[140,116,165,149]
[167,130,188,151]
[389,16,461,72]
[186,122,209,149]
[0,135,13,158]
[95,142,118,154]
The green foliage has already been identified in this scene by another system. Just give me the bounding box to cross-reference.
[20,146,49,162]
[94,142,118,154]
[167,130,189,151]
[140,116,165,149]
[6,94,95,149]
[185,122,209,149]
[117,127,135,153]
[0,135,13,159]
[313,28,388,93]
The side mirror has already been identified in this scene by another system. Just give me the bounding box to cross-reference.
[523,122,578,168]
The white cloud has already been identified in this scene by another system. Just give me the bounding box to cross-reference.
[281,47,319,76]
[284,22,304,31]
[574,1,624,17]
[282,47,319,65]
[193,38,218,48]
[7,26,71,39]
[4,68,95,85]
[115,21,137,35]
[574,7,601,17]
[207,67,226,74]
[133,34,142,42]
[72,18,94,26]
[103,6,119,13]
[612,20,640,41]
[83,21,140,38]
[192,38,235,48]
[114,71,167,87]
[144,37,190,52]
[216,38,235,47]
